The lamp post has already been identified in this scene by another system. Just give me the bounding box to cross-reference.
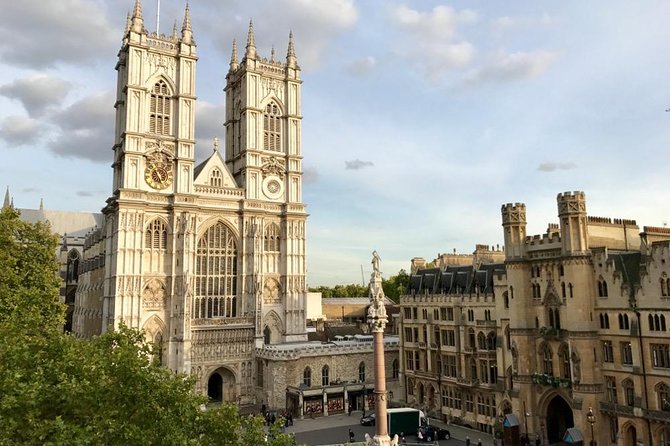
[587,406,596,446]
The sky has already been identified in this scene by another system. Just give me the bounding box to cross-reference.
[1,0,669,287]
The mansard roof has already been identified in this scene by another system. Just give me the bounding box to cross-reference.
[408,262,505,294]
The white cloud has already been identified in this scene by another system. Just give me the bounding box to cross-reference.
[0,0,117,68]
[388,5,478,80]
[0,116,42,145]
[464,50,559,84]
[538,161,577,172]
[0,75,71,117]
[48,91,114,162]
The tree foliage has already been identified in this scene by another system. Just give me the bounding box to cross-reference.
[309,269,411,303]
[0,208,294,445]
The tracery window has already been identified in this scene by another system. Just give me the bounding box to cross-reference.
[392,359,399,379]
[263,101,281,151]
[622,379,635,406]
[559,345,571,379]
[209,168,223,187]
[66,249,80,283]
[321,365,330,386]
[541,344,553,375]
[264,223,280,252]
[145,219,168,249]
[149,79,171,135]
[657,382,670,410]
[605,376,617,402]
[194,222,238,318]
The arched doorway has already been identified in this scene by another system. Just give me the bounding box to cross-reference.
[546,395,574,444]
[624,425,637,446]
[207,368,237,402]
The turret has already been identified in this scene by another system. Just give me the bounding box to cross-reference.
[181,3,193,45]
[286,31,297,69]
[244,20,257,60]
[130,0,144,34]
[557,191,588,255]
[229,39,239,71]
[501,202,527,259]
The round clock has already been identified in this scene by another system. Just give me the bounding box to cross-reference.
[145,162,173,190]
[262,176,284,199]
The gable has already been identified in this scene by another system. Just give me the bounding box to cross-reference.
[193,150,238,189]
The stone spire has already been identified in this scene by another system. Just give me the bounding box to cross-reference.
[270,46,276,62]
[125,11,132,34]
[245,20,257,60]
[286,30,297,69]
[230,39,239,71]
[39,198,44,211]
[130,0,144,33]
[172,19,178,39]
[181,2,193,44]
[2,186,10,209]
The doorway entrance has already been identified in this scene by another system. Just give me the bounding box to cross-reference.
[546,395,574,444]
[207,368,237,402]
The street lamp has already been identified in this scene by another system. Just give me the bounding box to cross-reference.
[587,406,596,446]
[523,400,530,438]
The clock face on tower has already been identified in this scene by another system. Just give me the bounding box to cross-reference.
[145,162,173,190]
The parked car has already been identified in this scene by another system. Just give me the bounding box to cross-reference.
[418,425,450,442]
[360,413,376,426]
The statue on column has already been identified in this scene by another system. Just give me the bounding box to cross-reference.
[372,250,381,277]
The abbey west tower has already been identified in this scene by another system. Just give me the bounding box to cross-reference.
[75,0,308,404]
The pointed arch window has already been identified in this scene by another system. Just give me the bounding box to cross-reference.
[209,168,223,187]
[321,365,330,386]
[559,345,571,379]
[303,367,312,387]
[622,379,635,406]
[359,362,366,382]
[150,79,171,135]
[66,249,81,283]
[263,101,282,151]
[145,219,168,250]
[264,223,280,252]
[541,344,553,375]
[194,222,238,318]
[392,359,400,379]
[657,382,670,410]
[661,274,669,297]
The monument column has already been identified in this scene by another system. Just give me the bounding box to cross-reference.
[367,251,393,446]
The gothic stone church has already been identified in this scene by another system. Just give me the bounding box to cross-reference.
[73,2,309,406]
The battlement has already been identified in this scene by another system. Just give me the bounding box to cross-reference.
[525,231,561,246]
[502,202,525,211]
[557,191,585,201]
[501,202,527,225]
[587,216,637,226]
[643,226,670,235]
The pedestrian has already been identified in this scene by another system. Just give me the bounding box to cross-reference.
[535,433,541,446]
[349,428,355,443]
[417,429,424,442]
[348,403,353,416]
[288,411,293,426]
[466,436,471,446]
[400,432,406,444]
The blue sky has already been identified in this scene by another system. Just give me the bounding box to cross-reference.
[1,0,669,286]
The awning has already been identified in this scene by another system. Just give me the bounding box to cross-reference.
[563,427,585,443]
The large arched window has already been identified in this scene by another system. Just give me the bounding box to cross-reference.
[321,365,330,386]
[477,332,486,350]
[303,367,312,387]
[263,101,281,151]
[264,223,280,252]
[145,218,168,249]
[150,79,171,135]
[194,222,238,318]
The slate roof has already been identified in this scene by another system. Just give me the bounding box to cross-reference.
[408,263,505,294]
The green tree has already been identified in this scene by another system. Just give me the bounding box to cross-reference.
[0,207,64,332]
[0,208,294,445]
[382,269,410,303]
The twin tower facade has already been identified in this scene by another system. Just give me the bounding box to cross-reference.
[74,0,308,403]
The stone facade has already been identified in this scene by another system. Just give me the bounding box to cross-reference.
[401,192,670,446]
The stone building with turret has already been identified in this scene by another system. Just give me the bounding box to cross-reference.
[401,191,670,446]
[6,0,401,416]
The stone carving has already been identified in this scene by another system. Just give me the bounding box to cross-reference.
[368,251,387,332]
[571,351,581,383]
[263,278,281,304]
[260,156,285,177]
[143,279,166,309]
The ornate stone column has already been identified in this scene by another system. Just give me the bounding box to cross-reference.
[366,251,393,446]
